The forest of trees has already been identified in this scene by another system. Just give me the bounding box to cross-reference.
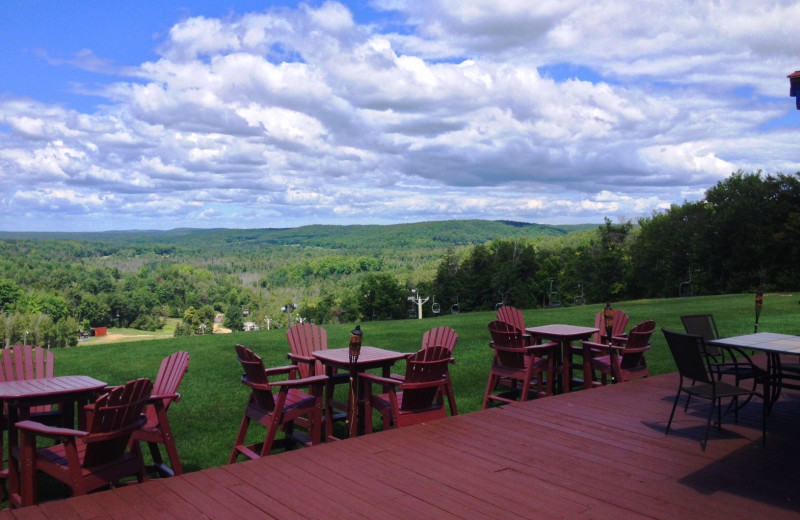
[0,170,796,345]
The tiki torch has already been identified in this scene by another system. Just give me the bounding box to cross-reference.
[754,287,763,333]
[603,301,615,383]
[347,325,363,437]
[349,325,363,364]
[603,301,614,345]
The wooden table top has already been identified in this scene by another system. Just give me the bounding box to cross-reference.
[0,375,106,400]
[526,324,599,339]
[312,346,408,366]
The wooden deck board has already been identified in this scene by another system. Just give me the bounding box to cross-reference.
[132,478,210,520]
[3,371,800,519]
[36,500,81,520]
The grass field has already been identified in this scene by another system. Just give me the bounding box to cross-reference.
[18,292,800,503]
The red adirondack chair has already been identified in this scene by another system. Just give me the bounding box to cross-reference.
[421,326,458,415]
[16,378,153,501]
[483,321,558,407]
[570,308,630,383]
[230,345,327,463]
[391,326,459,415]
[362,346,451,432]
[286,323,349,436]
[497,305,538,347]
[129,351,189,477]
[582,320,655,385]
[1,345,60,485]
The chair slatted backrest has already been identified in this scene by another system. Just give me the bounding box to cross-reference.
[152,351,189,400]
[1,345,55,414]
[286,323,328,378]
[625,320,656,350]
[496,306,526,331]
[421,326,458,356]
[488,320,528,370]
[148,351,189,419]
[592,309,629,343]
[620,320,655,372]
[235,345,276,412]
[1,345,54,382]
[399,346,451,412]
[662,329,712,385]
[83,378,152,468]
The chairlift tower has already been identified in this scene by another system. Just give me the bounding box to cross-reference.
[408,289,429,320]
[281,303,297,328]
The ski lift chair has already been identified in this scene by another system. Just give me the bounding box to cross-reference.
[548,280,561,307]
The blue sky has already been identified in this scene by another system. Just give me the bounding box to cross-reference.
[1,0,798,232]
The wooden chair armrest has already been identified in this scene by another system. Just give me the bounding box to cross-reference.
[15,420,87,439]
[242,378,272,391]
[149,392,180,402]
[360,372,401,387]
[270,374,328,388]
[525,342,559,353]
[399,380,445,391]
[264,365,299,378]
[287,353,316,363]
[581,341,624,352]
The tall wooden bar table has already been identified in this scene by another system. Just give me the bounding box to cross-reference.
[0,375,107,508]
[526,324,599,393]
[312,347,407,439]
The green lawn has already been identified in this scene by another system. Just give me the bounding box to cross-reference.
[40,293,800,477]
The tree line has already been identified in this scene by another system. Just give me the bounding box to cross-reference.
[423,170,800,315]
[0,170,797,342]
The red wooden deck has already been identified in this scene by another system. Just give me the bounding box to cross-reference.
[3,371,800,519]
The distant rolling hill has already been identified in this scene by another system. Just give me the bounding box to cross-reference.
[0,219,597,251]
